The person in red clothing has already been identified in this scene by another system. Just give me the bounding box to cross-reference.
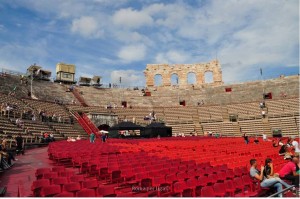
[278,153,299,187]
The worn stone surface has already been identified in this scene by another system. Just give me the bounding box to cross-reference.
[144,60,223,88]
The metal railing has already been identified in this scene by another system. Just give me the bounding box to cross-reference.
[267,185,296,197]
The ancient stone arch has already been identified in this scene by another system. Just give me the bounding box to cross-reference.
[144,60,223,88]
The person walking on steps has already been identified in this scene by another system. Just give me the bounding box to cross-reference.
[90,132,95,143]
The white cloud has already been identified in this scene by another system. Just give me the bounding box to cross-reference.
[71,16,103,38]
[0,41,50,73]
[2,0,298,85]
[112,8,153,29]
[113,31,154,46]
[155,50,192,64]
[111,70,145,86]
[118,44,147,62]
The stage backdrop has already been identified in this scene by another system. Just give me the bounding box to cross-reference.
[141,123,172,138]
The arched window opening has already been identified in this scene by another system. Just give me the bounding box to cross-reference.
[204,71,213,83]
[154,74,163,86]
[171,73,179,85]
[187,72,196,84]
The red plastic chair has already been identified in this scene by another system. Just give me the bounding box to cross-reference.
[63,182,81,195]
[69,175,85,187]
[207,174,218,185]
[52,177,69,191]
[97,185,116,197]
[176,171,188,181]
[109,170,122,184]
[42,172,59,183]
[55,191,74,197]
[151,176,166,196]
[213,183,227,197]
[82,179,98,190]
[165,173,178,184]
[35,168,51,179]
[224,180,236,197]
[173,181,187,197]
[59,170,75,178]
[242,175,255,191]
[234,168,243,177]
[40,185,61,197]
[52,166,66,173]
[76,188,96,197]
[233,177,258,197]
[220,164,228,172]
[31,179,50,197]
[187,170,197,178]
[186,178,199,196]
[216,171,227,182]
[225,170,235,180]
[197,176,208,187]
[240,166,248,175]
[201,186,215,197]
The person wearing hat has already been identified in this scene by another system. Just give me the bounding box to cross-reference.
[278,153,299,187]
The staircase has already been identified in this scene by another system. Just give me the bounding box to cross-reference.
[70,111,92,135]
[82,113,99,134]
[71,88,88,107]
[69,111,99,137]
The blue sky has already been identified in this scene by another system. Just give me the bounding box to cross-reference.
[0,0,298,86]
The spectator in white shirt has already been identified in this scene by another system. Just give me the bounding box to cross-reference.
[262,133,267,141]
[291,136,300,153]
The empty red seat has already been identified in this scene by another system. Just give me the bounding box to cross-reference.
[31,179,50,197]
[97,185,116,197]
[173,181,187,196]
[35,168,51,179]
[213,183,227,197]
[176,171,188,181]
[76,188,96,197]
[197,176,208,187]
[63,182,81,194]
[52,166,66,173]
[201,186,215,197]
[242,175,255,191]
[216,171,227,182]
[69,175,85,187]
[226,170,235,180]
[224,180,237,196]
[42,172,59,183]
[52,177,69,191]
[59,170,75,178]
[82,179,98,190]
[165,173,177,184]
[55,191,74,197]
[207,174,218,185]
[234,168,243,177]
[40,185,61,197]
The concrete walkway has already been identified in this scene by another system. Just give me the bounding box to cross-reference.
[0,147,53,197]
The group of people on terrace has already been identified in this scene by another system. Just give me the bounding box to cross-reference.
[39,132,55,143]
[0,102,18,117]
[243,133,271,144]
[0,134,24,172]
[39,109,63,123]
[67,135,82,142]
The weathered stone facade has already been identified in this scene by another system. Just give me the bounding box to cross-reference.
[144,60,223,88]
